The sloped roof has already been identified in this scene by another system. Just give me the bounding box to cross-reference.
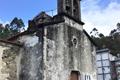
[7,31,29,41]
[33,12,52,21]
[0,39,23,47]
[83,29,97,46]
[96,48,109,53]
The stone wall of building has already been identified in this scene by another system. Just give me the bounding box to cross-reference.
[0,42,20,80]
[43,19,97,80]
[82,32,97,80]
[0,16,97,80]
[0,34,44,80]
[17,33,44,80]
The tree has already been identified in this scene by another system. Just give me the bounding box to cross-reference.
[90,28,99,37]
[110,29,117,36]
[0,23,4,30]
[0,24,11,39]
[110,23,120,40]
[0,17,25,39]
[0,23,4,38]
[10,17,25,33]
[117,23,120,31]
[99,33,104,38]
[90,28,104,38]
[90,24,120,56]
[3,24,11,38]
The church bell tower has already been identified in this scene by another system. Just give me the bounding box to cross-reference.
[57,0,81,20]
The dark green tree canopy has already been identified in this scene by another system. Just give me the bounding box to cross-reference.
[91,23,120,56]
[0,17,25,39]
[10,17,25,32]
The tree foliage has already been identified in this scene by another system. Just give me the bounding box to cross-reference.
[90,27,104,38]
[10,17,25,33]
[0,17,25,39]
[91,23,120,56]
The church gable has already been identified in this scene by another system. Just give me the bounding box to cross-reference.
[33,12,52,25]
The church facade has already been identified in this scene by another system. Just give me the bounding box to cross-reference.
[0,0,97,80]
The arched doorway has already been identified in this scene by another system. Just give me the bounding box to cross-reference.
[70,71,80,80]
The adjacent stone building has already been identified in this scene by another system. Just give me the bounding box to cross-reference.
[96,49,116,80]
[0,0,97,80]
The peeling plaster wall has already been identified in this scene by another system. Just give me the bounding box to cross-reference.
[0,34,44,80]
[18,34,44,80]
[43,21,97,80]
[0,45,8,80]
[64,16,83,31]
[81,33,97,80]
[0,42,20,80]
[43,23,70,80]
[0,18,96,80]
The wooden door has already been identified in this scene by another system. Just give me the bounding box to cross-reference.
[70,71,79,80]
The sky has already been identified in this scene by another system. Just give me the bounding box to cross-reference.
[0,0,120,36]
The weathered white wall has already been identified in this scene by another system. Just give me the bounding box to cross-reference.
[64,16,83,31]
[0,17,97,80]
[82,33,97,80]
[0,42,20,80]
[0,46,9,80]
[19,35,39,47]
[43,21,97,80]
[18,34,44,80]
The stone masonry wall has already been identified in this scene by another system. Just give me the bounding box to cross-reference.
[43,21,97,80]
[0,42,20,80]
[81,32,97,80]
[18,34,44,80]
[0,17,97,80]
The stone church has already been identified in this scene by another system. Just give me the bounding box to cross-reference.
[0,0,97,80]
